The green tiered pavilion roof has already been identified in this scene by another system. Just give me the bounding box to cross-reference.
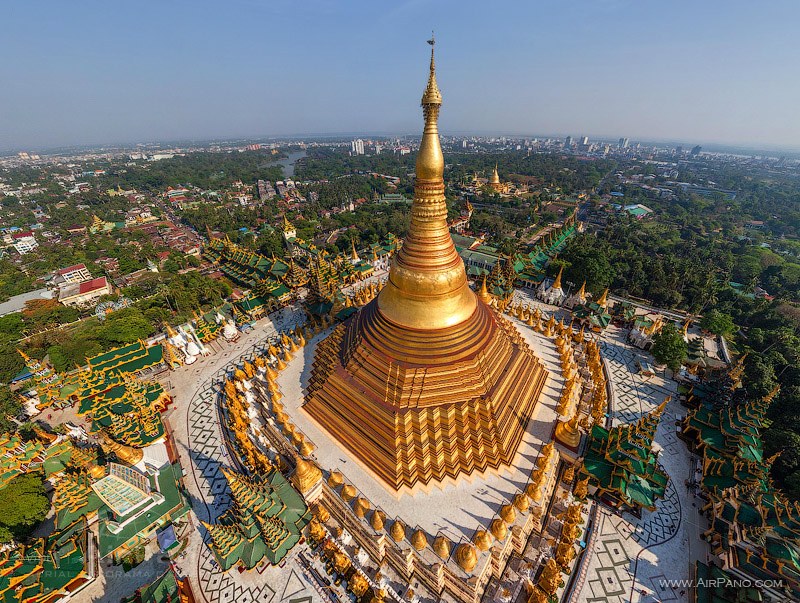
[581,399,670,512]
[203,467,310,571]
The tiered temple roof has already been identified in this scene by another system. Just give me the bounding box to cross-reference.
[202,467,311,571]
[0,518,91,603]
[19,342,171,450]
[680,370,800,597]
[76,371,170,448]
[580,399,670,512]
[0,433,73,490]
[572,288,612,331]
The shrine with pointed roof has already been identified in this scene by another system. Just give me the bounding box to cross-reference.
[202,467,311,571]
[580,398,670,513]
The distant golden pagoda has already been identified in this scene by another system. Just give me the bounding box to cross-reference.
[487,163,509,194]
[303,39,548,492]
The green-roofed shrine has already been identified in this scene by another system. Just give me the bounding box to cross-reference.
[203,467,311,571]
[580,398,670,514]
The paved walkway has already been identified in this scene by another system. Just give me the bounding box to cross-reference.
[164,306,325,603]
[572,326,706,603]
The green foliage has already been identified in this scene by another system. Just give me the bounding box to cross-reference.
[95,150,284,192]
[95,308,155,345]
[0,472,50,543]
[0,384,21,432]
[0,345,25,385]
[700,310,736,336]
[558,243,615,294]
[651,323,688,372]
[0,260,35,303]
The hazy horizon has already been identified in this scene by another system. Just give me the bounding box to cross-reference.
[3,0,799,152]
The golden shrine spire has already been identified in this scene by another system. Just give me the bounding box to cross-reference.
[377,37,477,329]
[552,265,564,290]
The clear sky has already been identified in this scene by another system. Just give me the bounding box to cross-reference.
[3,0,799,151]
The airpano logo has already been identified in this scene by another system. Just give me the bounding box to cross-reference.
[659,577,785,589]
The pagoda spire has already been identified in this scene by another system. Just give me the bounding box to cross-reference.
[552,265,563,290]
[376,37,476,330]
[478,275,492,305]
[596,288,609,308]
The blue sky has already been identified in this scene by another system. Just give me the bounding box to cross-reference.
[2,0,799,150]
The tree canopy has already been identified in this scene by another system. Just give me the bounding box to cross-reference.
[651,323,688,371]
[0,472,50,543]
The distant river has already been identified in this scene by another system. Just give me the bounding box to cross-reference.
[274,150,307,178]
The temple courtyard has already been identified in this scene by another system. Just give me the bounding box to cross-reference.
[84,295,708,603]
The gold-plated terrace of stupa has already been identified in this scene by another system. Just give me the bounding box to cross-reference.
[303,38,548,493]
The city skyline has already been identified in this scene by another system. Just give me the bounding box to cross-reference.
[3,0,800,151]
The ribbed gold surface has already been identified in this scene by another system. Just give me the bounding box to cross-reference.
[304,300,547,491]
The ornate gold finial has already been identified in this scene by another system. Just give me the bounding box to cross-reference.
[455,542,478,573]
[433,535,451,558]
[478,275,492,304]
[421,33,442,108]
[411,529,427,551]
[473,529,492,551]
[293,458,322,494]
[390,519,405,542]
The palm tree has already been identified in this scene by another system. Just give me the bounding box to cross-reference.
[157,284,176,312]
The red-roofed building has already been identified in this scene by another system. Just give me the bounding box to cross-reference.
[58,276,113,307]
[55,263,92,285]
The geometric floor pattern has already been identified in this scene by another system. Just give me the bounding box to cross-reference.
[574,326,689,602]
[182,323,323,603]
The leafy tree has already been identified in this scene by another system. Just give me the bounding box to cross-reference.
[0,344,25,385]
[651,323,687,372]
[0,385,21,432]
[700,310,736,336]
[0,473,50,543]
[95,309,155,345]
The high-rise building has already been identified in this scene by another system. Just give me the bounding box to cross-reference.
[619,137,629,149]
[565,135,573,147]
[304,42,547,493]
[580,136,589,145]
[690,144,702,156]
[351,138,365,155]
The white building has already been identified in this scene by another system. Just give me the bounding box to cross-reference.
[54,263,92,285]
[351,139,365,155]
[12,232,38,254]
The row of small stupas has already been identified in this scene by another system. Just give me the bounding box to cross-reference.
[679,356,800,600]
[454,213,578,289]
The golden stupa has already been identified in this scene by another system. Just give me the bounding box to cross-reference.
[303,39,548,492]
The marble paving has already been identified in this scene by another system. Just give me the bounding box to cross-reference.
[567,325,703,603]
[164,306,325,603]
